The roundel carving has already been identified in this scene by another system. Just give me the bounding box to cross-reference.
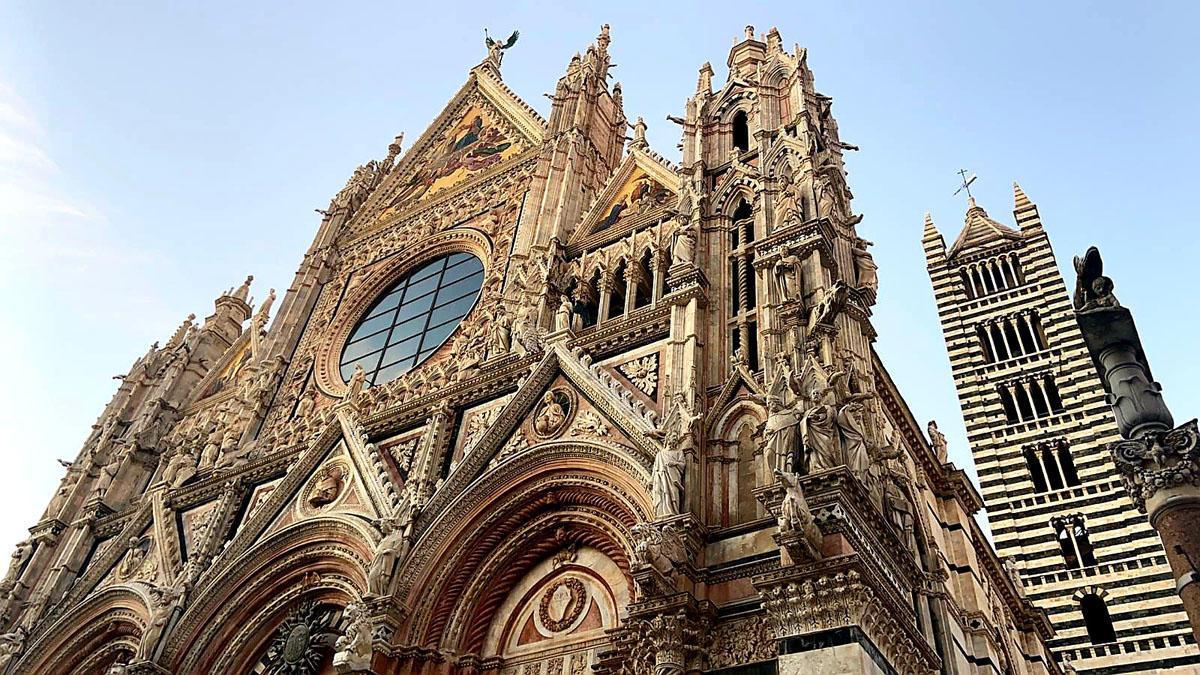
[529,387,576,441]
[312,230,492,397]
[538,577,587,633]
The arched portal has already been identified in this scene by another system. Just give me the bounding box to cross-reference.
[18,586,149,675]
[394,439,652,673]
[164,517,373,674]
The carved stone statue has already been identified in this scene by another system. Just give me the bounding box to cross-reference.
[367,513,413,595]
[882,462,915,544]
[800,402,840,473]
[345,364,367,402]
[555,294,573,332]
[137,582,186,660]
[163,445,198,488]
[2,541,31,586]
[333,601,374,673]
[808,281,848,330]
[293,391,316,425]
[1073,246,1120,312]
[483,29,519,71]
[836,402,872,481]
[1003,557,1026,597]
[630,522,686,577]
[927,420,948,463]
[772,248,804,303]
[775,470,823,553]
[92,448,125,499]
[1073,246,1175,438]
[651,441,686,517]
[671,220,697,266]
[0,627,26,670]
[851,237,878,292]
[488,304,512,358]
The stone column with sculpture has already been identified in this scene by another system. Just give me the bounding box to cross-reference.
[1073,246,1200,641]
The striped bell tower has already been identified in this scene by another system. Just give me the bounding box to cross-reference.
[923,183,1200,672]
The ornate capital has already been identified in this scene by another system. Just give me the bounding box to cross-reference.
[754,558,939,675]
[1109,419,1200,513]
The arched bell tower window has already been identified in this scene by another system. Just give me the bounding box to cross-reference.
[732,110,750,154]
[339,252,485,387]
[1080,593,1117,644]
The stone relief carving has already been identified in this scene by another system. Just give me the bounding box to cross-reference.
[137,581,187,660]
[569,410,610,438]
[307,463,348,509]
[616,354,658,397]
[531,388,575,440]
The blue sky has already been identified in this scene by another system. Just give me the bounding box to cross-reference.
[0,2,1196,552]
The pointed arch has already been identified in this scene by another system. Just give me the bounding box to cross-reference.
[18,586,151,675]
[394,439,651,665]
[163,516,373,674]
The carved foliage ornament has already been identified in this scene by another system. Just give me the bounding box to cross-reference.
[616,354,659,397]
[1109,419,1200,512]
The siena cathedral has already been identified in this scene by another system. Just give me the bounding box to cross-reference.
[0,25,1074,675]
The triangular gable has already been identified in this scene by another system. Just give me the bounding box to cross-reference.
[947,200,1022,259]
[209,406,397,581]
[416,344,661,527]
[360,69,546,227]
[263,441,380,539]
[704,360,766,434]
[184,330,252,409]
[199,419,348,587]
[574,149,679,241]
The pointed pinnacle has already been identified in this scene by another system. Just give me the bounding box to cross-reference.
[1013,181,1032,210]
[923,212,940,238]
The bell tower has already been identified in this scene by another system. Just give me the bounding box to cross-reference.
[924,184,1200,671]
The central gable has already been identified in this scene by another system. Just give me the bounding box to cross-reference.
[368,71,545,225]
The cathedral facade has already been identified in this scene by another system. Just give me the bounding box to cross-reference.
[924,195,1200,672]
[0,27,1061,675]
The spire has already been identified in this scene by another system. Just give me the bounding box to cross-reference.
[629,116,648,151]
[1012,180,1042,232]
[697,62,714,94]
[922,211,946,259]
[166,314,196,349]
[1013,182,1031,210]
[231,275,253,303]
[923,212,940,241]
[947,198,1021,258]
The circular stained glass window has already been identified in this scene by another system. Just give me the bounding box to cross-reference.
[339,252,484,387]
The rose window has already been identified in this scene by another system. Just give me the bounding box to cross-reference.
[339,252,484,386]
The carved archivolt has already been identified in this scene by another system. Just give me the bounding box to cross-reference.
[18,587,150,675]
[163,517,372,672]
[394,441,649,655]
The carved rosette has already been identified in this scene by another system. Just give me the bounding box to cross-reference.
[1109,419,1200,513]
